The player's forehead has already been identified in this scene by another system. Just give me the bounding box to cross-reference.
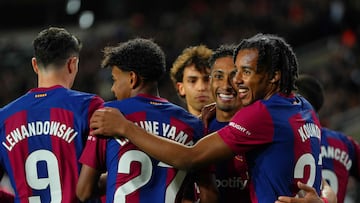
[234,48,259,71]
[183,64,210,78]
[212,56,234,72]
[111,65,128,76]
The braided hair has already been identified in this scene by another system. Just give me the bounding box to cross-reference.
[234,33,298,95]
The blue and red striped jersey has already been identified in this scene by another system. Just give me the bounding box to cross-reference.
[217,93,322,202]
[80,94,204,203]
[208,119,251,203]
[320,127,360,203]
[0,85,104,203]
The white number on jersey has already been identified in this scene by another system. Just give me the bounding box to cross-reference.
[322,169,338,194]
[25,149,62,203]
[294,153,316,186]
[114,150,186,203]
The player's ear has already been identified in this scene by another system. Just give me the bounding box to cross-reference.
[67,57,78,74]
[177,82,185,96]
[32,57,39,74]
[129,71,139,89]
[269,70,281,84]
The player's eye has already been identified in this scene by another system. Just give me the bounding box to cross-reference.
[212,73,223,80]
[187,79,196,83]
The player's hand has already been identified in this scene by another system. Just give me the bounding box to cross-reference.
[275,181,323,203]
[90,107,126,137]
[199,102,216,129]
[320,179,337,203]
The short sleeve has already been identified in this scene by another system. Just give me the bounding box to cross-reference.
[79,133,107,172]
[217,101,275,155]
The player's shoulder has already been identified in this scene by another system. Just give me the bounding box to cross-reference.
[322,127,348,140]
[66,88,97,98]
[158,99,203,124]
[230,101,273,133]
[236,100,269,118]
[65,89,103,103]
[296,94,315,112]
[1,95,23,110]
[103,97,136,108]
[323,127,358,143]
[0,93,31,119]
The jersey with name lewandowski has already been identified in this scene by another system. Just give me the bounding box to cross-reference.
[0,85,104,203]
[217,93,322,202]
[80,94,205,203]
[320,127,360,203]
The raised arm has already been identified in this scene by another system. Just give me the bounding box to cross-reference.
[90,107,234,170]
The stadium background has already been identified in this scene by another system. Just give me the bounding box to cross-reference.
[0,0,359,201]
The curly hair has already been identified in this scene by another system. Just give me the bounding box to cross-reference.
[209,44,236,69]
[32,27,81,68]
[170,45,213,87]
[234,33,298,95]
[101,38,166,83]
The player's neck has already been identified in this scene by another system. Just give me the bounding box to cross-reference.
[132,83,160,98]
[216,109,234,122]
[37,73,72,89]
[187,106,201,116]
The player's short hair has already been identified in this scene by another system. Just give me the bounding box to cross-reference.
[234,33,298,95]
[209,44,236,69]
[33,27,81,68]
[295,74,324,112]
[101,38,166,83]
[170,45,213,87]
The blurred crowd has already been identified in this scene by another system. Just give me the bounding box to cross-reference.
[0,0,359,132]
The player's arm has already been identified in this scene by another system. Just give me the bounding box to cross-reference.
[90,107,234,170]
[0,187,14,203]
[196,170,219,203]
[0,169,13,203]
[180,171,219,203]
[76,133,107,201]
[76,165,104,202]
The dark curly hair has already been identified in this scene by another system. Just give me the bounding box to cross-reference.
[209,44,236,69]
[234,33,298,95]
[33,27,81,68]
[101,38,166,83]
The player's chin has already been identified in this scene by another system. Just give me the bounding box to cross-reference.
[240,99,252,107]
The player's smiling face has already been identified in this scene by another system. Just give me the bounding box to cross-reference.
[210,56,241,112]
[111,66,132,100]
[233,48,271,106]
